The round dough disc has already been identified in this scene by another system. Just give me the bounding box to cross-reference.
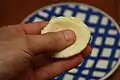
[41,17,91,58]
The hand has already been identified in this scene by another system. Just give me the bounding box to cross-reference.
[0,21,91,80]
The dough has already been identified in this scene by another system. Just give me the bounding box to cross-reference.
[41,17,91,58]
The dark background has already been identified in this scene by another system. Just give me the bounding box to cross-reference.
[0,0,120,79]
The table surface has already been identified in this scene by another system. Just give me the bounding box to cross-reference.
[0,0,120,80]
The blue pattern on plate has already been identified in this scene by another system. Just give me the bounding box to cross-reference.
[24,3,120,80]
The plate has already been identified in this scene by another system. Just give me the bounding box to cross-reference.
[23,3,120,80]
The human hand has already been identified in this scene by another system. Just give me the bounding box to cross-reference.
[0,21,91,80]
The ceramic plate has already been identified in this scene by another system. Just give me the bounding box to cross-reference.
[23,3,120,80]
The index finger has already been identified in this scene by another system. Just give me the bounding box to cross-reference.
[13,21,48,35]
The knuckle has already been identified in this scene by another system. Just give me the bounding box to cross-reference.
[46,32,66,51]
[24,36,31,44]
[23,36,34,54]
[48,35,58,47]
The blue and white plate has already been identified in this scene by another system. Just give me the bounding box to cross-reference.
[23,3,120,80]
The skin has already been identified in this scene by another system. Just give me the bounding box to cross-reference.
[0,21,91,80]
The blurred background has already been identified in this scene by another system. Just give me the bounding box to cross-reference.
[0,0,120,26]
[0,0,120,80]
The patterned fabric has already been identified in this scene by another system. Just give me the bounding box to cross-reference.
[24,3,120,80]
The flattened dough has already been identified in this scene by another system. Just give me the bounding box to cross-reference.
[41,17,91,58]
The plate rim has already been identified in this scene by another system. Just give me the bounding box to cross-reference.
[22,2,120,80]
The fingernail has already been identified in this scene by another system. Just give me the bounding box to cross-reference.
[64,30,76,41]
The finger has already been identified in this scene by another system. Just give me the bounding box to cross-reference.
[11,21,48,35]
[24,30,76,55]
[16,68,34,80]
[32,45,91,68]
[81,45,92,57]
[32,54,55,68]
[34,54,83,80]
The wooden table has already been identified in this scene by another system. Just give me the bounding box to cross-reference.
[0,0,120,80]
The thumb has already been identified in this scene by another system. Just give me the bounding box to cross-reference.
[24,30,76,55]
